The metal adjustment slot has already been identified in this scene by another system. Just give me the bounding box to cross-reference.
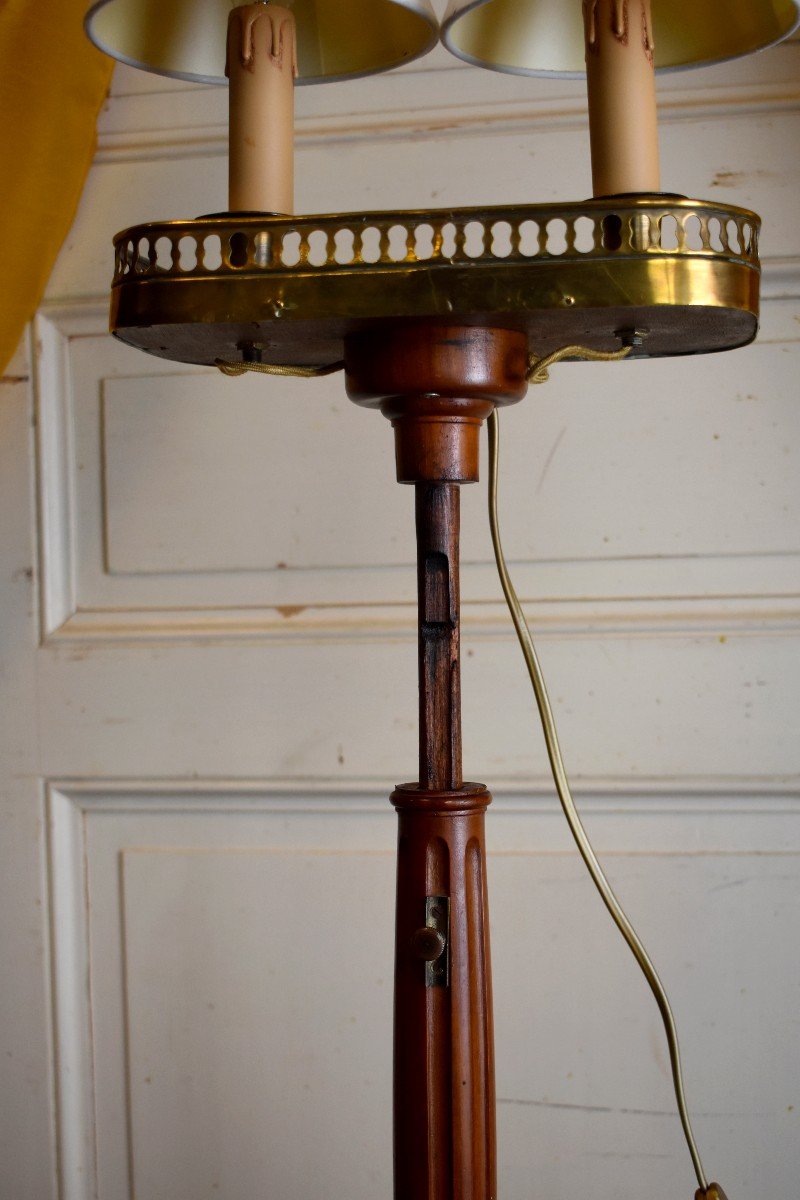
[411,896,450,987]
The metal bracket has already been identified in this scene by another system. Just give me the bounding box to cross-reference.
[411,896,450,988]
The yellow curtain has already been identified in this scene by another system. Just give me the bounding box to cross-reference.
[0,1,113,374]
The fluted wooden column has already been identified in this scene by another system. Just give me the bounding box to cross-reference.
[392,783,495,1200]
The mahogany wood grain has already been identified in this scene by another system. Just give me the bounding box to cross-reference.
[393,479,497,1200]
[345,321,524,1199]
[345,323,528,484]
[416,482,462,792]
[392,786,496,1200]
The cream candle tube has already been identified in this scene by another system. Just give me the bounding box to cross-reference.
[226,3,297,214]
[583,0,660,196]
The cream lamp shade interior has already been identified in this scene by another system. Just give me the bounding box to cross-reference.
[85,0,439,84]
[441,0,800,76]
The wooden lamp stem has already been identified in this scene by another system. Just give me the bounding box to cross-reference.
[416,481,462,792]
[346,323,527,1199]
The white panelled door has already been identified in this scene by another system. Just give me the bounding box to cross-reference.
[1,44,799,1200]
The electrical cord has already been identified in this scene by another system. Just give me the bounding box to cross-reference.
[216,357,344,378]
[487,365,710,1194]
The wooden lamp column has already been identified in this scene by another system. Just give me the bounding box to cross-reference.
[346,323,528,1199]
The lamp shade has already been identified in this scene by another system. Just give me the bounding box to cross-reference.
[441,0,800,76]
[85,0,439,84]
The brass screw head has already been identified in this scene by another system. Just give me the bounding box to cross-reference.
[411,927,446,962]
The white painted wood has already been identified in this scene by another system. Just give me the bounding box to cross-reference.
[99,371,410,575]
[95,42,800,164]
[33,313,79,635]
[97,335,800,573]
[29,632,799,783]
[32,296,800,642]
[1,31,798,1200]
[46,790,97,1200]
[45,785,800,1200]
[0,366,58,1200]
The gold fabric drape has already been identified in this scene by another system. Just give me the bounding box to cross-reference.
[0,2,113,374]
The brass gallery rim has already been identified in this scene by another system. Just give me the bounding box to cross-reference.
[109,197,761,366]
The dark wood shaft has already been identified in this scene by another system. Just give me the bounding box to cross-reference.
[392,787,496,1200]
[392,483,495,1200]
[416,482,462,792]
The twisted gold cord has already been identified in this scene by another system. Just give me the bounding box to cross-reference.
[215,346,624,382]
[215,358,344,378]
[488,347,709,1195]
[215,345,620,382]
[526,344,632,382]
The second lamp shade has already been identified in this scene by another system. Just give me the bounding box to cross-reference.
[441,0,800,76]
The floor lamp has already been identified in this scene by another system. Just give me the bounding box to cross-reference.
[84,2,800,1197]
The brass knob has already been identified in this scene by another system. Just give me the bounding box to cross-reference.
[411,927,446,962]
